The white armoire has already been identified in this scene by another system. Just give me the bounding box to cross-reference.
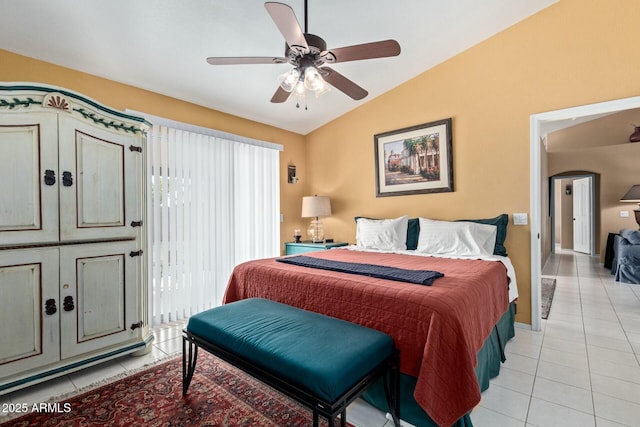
[0,83,152,394]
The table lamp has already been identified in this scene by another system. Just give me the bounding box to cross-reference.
[301,195,331,243]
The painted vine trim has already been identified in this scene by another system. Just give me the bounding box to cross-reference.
[0,96,145,135]
[75,108,144,134]
[0,97,41,109]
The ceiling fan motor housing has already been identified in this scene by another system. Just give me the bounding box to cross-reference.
[285,33,330,69]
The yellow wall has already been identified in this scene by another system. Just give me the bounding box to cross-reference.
[4,0,640,325]
[0,49,307,251]
[305,0,640,324]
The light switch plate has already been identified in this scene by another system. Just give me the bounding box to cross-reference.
[620,210,629,218]
[513,213,528,225]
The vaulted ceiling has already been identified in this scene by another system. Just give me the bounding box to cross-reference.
[2,0,557,134]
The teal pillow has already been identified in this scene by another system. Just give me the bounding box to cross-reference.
[406,218,420,250]
[457,214,509,256]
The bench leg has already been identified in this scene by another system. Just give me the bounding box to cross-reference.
[182,335,199,396]
[384,355,401,427]
[340,409,347,427]
[313,410,319,427]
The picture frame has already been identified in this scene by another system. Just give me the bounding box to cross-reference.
[374,118,453,197]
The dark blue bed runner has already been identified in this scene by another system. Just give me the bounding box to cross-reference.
[276,255,443,285]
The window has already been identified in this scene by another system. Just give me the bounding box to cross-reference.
[142,114,282,324]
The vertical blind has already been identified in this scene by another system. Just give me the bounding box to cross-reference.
[145,117,281,325]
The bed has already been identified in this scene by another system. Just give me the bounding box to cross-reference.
[223,215,517,427]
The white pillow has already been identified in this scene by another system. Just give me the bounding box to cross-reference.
[356,215,408,251]
[417,218,497,256]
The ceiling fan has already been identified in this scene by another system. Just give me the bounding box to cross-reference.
[206,1,401,108]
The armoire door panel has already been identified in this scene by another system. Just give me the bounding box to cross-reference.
[76,254,125,339]
[59,241,140,359]
[0,248,59,377]
[58,115,140,241]
[0,113,58,246]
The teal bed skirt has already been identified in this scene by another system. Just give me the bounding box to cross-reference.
[362,302,516,427]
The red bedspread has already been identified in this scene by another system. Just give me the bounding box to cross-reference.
[224,249,509,427]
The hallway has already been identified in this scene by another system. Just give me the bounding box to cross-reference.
[471,250,640,426]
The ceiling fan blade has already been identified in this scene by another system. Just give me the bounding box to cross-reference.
[265,2,309,55]
[322,39,401,63]
[270,86,291,103]
[320,67,368,100]
[207,57,287,65]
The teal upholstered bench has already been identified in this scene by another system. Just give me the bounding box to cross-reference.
[183,298,400,427]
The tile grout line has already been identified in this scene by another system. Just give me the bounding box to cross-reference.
[523,247,563,425]
[574,253,597,427]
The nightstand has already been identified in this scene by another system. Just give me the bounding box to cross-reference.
[285,241,349,255]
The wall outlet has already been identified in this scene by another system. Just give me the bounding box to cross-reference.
[513,213,528,225]
[620,210,629,218]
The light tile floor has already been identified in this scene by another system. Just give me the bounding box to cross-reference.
[470,249,640,427]
[2,249,639,427]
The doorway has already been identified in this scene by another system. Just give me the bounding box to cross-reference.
[549,173,598,256]
[530,95,640,331]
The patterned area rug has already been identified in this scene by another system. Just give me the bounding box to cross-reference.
[541,277,557,319]
[2,352,352,427]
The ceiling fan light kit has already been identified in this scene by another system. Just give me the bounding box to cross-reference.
[206,1,400,109]
[278,68,300,92]
[302,67,329,95]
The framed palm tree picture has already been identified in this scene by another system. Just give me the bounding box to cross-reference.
[374,118,453,197]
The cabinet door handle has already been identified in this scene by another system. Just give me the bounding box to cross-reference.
[62,171,73,187]
[44,170,56,186]
[63,296,75,312]
[45,298,57,315]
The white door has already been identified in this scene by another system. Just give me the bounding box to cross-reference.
[58,115,142,242]
[573,177,592,254]
[0,247,59,378]
[59,241,141,359]
[0,113,59,246]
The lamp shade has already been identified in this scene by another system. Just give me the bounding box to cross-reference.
[301,196,331,218]
[620,185,640,202]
